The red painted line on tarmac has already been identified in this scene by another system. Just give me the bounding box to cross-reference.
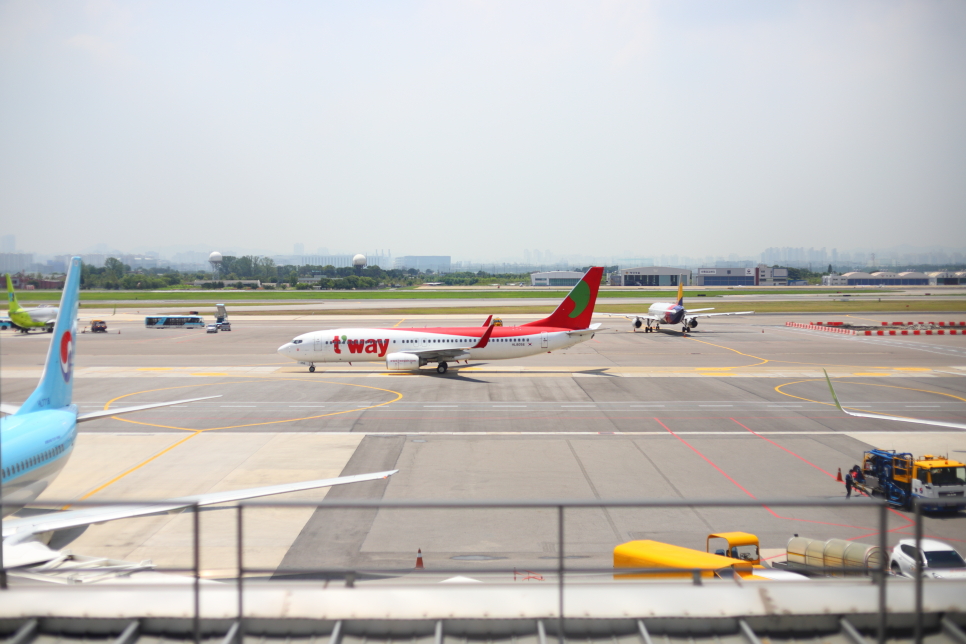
[654,417,871,531]
[730,418,915,532]
[729,418,836,478]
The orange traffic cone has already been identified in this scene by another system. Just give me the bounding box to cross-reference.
[836,468,843,482]
[415,548,424,570]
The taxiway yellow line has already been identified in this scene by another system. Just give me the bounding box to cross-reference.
[685,337,769,367]
[70,379,404,500]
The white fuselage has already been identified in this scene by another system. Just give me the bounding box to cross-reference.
[278,325,591,366]
[647,302,685,326]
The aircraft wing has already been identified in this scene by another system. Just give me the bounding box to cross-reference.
[0,404,19,416]
[76,395,222,423]
[602,313,662,322]
[823,370,966,430]
[685,310,754,318]
[2,470,398,542]
[404,321,496,360]
[683,308,715,314]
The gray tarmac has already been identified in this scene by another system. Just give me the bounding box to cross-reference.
[2,312,965,580]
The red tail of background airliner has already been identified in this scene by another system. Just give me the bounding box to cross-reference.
[524,266,603,330]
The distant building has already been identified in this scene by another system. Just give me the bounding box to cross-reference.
[300,255,357,268]
[927,271,966,286]
[530,271,584,287]
[0,253,34,274]
[693,265,787,286]
[822,271,929,286]
[395,256,452,274]
[609,267,691,287]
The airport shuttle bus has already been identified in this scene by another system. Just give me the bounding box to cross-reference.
[144,315,205,329]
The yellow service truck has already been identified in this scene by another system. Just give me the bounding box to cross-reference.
[854,449,965,511]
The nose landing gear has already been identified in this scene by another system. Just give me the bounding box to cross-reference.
[308,365,315,373]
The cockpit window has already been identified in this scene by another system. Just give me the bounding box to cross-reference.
[293,339,303,344]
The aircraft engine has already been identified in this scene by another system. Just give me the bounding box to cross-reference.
[385,352,421,371]
[689,319,698,329]
[633,318,643,329]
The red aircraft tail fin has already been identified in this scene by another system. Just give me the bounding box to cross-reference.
[523,267,603,330]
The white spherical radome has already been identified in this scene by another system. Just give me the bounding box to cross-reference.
[208,251,223,263]
[352,254,367,267]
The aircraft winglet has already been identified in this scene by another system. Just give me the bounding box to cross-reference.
[481,315,493,327]
[823,369,966,430]
[472,321,496,349]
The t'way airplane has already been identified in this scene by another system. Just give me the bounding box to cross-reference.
[2,257,396,575]
[605,282,754,334]
[5,274,59,333]
[278,267,605,373]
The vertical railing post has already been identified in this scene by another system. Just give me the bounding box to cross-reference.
[914,498,923,644]
[558,504,564,644]
[237,503,244,644]
[877,501,887,644]
[194,502,201,644]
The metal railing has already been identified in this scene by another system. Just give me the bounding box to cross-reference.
[2,495,962,644]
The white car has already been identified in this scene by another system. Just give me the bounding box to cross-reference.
[206,324,218,334]
[889,539,966,579]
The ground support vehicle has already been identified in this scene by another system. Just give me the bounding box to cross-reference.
[614,531,804,580]
[854,449,965,511]
[889,539,966,579]
[90,320,107,332]
[206,324,218,333]
[218,321,231,331]
[772,536,882,577]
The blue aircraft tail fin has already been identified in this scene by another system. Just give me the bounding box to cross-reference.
[16,257,82,415]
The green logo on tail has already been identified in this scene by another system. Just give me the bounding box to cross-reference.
[567,280,591,319]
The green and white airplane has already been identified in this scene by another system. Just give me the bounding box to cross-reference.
[4,274,59,333]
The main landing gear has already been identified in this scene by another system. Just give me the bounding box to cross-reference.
[436,362,448,374]
[643,323,660,334]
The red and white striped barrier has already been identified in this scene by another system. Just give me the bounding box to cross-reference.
[863,329,962,336]
[786,322,856,335]
[879,321,965,326]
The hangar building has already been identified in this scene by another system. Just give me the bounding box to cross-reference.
[530,271,584,286]
[693,265,787,286]
[823,271,929,286]
[608,267,691,287]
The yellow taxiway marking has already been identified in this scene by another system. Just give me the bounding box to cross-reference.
[774,378,966,421]
[393,318,406,327]
[685,337,769,368]
[853,372,891,376]
[696,367,733,371]
[69,379,404,501]
[71,431,201,504]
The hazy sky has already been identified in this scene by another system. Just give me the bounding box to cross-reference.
[1,1,964,260]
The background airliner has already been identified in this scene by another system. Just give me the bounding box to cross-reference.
[5,274,58,333]
[278,267,605,373]
[1,257,396,574]
[605,283,754,334]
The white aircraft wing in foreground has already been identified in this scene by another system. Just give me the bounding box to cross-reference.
[3,470,398,568]
[824,370,966,430]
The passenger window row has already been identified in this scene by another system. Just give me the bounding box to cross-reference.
[2,442,67,479]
